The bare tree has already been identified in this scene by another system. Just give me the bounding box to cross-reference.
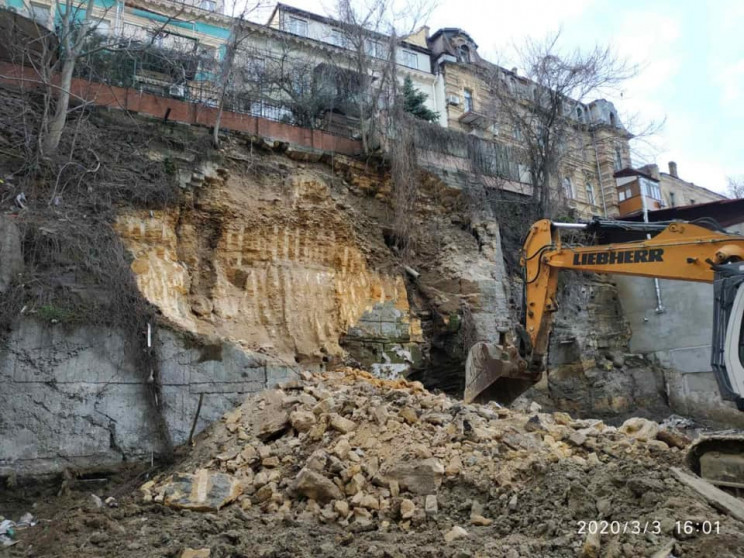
[211,0,269,148]
[332,0,435,153]
[1,0,193,157]
[727,176,744,199]
[488,32,637,219]
[328,0,435,258]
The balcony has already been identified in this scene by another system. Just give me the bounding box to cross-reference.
[458,110,490,128]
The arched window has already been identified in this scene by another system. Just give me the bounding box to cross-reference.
[586,183,595,205]
[563,177,574,199]
[609,112,616,126]
[576,107,584,122]
[614,146,623,170]
[459,45,470,63]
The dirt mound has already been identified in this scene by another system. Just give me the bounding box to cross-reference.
[103,368,743,557]
[7,368,744,557]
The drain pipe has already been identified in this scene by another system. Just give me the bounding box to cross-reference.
[641,186,665,313]
[590,128,608,217]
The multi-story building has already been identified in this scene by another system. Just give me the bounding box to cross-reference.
[426,27,632,218]
[2,0,654,219]
[0,0,231,102]
[1,0,229,49]
[614,161,726,218]
[264,3,441,125]
[645,161,725,208]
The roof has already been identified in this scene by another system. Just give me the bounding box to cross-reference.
[659,172,727,201]
[622,197,744,228]
[614,167,659,182]
[428,28,478,48]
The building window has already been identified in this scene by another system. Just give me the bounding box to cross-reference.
[614,146,623,170]
[287,16,308,37]
[641,180,661,200]
[618,188,633,202]
[577,107,584,123]
[459,45,470,63]
[463,88,473,112]
[245,56,266,79]
[400,49,417,69]
[29,3,50,25]
[669,191,676,207]
[329,29,346,47]
[200,0,216,10]
[365,39,384,58]
[610,112,616,126]
[563,177,574,199]
[586,183,595,205]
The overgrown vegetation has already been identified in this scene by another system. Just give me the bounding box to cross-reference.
[0,84,190,460]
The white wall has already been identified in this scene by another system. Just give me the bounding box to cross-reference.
[614,221,744,426]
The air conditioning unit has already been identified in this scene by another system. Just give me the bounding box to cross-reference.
[447,95,460,106]
[169,84,186,98]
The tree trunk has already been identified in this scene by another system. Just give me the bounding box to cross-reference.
[213,34,238,149]
[212,87,227,148]
[42,56,76,156]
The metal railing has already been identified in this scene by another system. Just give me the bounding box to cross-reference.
[72,43,359,137]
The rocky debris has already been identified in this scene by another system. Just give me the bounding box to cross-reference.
[160,469,242,512]
[580,531,600,558]
[291,468,343,503]
[424,495,438,516]
[181,549,210,558]
[141,368,738,557]
[657,428,691,449]
[619,417,659,441]
[399,498,415,519]
[444,525,468,542]
[382,458,444,495]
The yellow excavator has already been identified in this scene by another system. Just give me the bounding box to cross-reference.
[464,218,744,487]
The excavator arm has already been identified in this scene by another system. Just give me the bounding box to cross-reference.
[464,218,744,406]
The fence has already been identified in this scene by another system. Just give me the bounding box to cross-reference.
[0,60,364,156]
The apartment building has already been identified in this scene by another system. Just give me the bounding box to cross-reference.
[426,27,632,217]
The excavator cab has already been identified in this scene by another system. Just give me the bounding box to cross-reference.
[464,219,744,409]
[712,262,744,410]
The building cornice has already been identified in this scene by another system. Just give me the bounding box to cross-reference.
[125,0,232,26]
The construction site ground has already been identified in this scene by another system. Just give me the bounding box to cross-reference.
[2,369,744,558]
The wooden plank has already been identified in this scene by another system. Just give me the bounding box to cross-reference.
[671,467,744,522]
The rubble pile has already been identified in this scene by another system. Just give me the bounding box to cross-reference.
[132,368,744,556]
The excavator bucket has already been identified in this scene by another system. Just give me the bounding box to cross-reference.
[463,340,541,405]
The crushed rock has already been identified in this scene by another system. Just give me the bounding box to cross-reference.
[134,368,744,557]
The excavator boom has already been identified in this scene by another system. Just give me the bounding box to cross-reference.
[464,218,744,407]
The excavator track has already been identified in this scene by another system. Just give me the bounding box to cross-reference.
[686,435,744,492]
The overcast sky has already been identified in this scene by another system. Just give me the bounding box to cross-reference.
[263,0,743,194]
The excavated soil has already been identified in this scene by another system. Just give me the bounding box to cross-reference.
[4,369,744,558]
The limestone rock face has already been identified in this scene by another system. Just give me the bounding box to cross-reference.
[115,167,421,368]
